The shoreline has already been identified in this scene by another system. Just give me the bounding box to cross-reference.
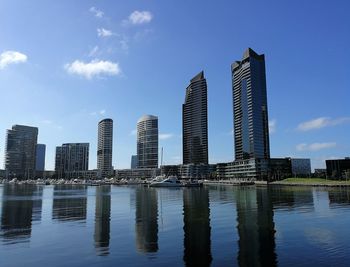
[204,180,350,188]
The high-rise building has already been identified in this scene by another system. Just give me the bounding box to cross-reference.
[131,155,138,169]
[137,115,158,169]
[97,118,113,177]
[35,144,46,172]
[232,48,270,160]
[182,71,208,165]
[55,143,89,178]
[5,125,38,179]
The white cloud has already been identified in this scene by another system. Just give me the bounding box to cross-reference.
[97,28,113,37]
[0,51,27,69]
[88,46,99,57]
[90,7,104,18]
[296,142,336,152]
[269,119,276,134]
[159,133,174,140]
[297,117,350,131]
[130,129,137,136]
[64,59,121,79]
[127,10,153,25]
[99,109,106,115]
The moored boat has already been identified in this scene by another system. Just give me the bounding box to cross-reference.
[149,176,182,187]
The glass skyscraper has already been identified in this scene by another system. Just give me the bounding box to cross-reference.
[182,71,208,165]
[232,48,270,160]
[5,125,38,179]
[55,143,89,178]
[35,144,46,172]
[137,115,158,169]
[97,118,113,177]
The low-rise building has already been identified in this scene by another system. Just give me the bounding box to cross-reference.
[160,164,216,179]
[216,158,293,181]
[326,157,350,179]
[290,158,311,177]
[115,168,160,180]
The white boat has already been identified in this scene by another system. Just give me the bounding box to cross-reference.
[149,176,182,187]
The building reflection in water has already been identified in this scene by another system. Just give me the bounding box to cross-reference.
[236,187,277,267]
[94,185,111,256]
[329,188,350,206]
[271,186,314,212]
[135,187,158,253]
[52,185,87,222]
[183,187,212,267]
[1,185,43,243]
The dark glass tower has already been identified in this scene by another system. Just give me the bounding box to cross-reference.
[232,48,270,160]
[5,125,38,179]
[97,118,113,177]
[182,71,208,165]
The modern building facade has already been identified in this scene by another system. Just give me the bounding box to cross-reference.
[326,157,350,179]
[137,115,158,169]
[232,48,270,160]
[5,125,38,179]
[35,144,46,172]
[115,168,160,180]
[55,143,89,179]
[290,158,311,176]
[97,118,113,177]
[182,71,208,165]
[131,155,138,169]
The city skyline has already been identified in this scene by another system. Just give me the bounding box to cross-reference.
[0,1,349,171]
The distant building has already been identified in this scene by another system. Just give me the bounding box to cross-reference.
[290,158,311,176]
[183,71,208,165]
[55,143,89,179]
[160,164,216,180]
[137,115,158,169]
[326,157,350,179]
[216,158,293,181]
[314,168,326,178]
[232,48,270,160]
[131,155,138,169]
[115,168,160,180]
[97,118,114,177]
[35,144,46,172]
[5,125,38,179]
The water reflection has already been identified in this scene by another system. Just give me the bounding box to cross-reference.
[236,187,277,267]
[329,188,350,206]
[135,187,158,253]
[52,185,87,222]
[0,185,43,243]
[94,185,111,256]
[271,186,314,211]
[183,187,212,267]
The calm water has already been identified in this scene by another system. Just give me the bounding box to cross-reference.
[1,184,350,267]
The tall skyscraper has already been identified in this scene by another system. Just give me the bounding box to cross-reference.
[182,71,208,165]
[97,118,113,177]
[35,144,46,172]
[55,143,89,178]
[232,48,270,160]
[5,125,38,179]
[137,115,158,169]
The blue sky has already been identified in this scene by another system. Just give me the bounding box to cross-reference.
[0,0,349,170]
